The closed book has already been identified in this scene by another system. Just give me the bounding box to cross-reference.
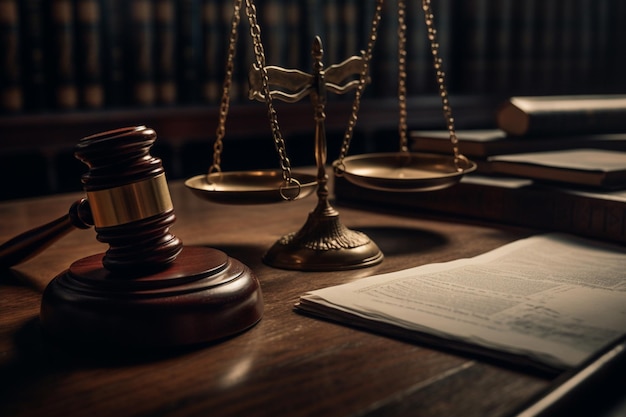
[487,149,626,189]
[497,95,626,136]
[334,174,626,245]
[411,129,626,159]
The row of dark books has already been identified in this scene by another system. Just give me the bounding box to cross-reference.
[0,0,362,113]
[455,0,626,96]
[3,0,625,115]
[335,95,626,244]
[0,0,446,114]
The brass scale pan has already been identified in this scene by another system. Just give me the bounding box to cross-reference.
[185,152,476,204]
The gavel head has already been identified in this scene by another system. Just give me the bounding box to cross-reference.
[74,126,182,273]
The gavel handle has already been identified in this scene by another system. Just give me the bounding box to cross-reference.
[0,199,93,269]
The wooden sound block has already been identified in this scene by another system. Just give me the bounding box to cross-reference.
[39,246,263,349]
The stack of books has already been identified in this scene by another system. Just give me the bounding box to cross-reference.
[412,95,626,173]
[335,95,626,244]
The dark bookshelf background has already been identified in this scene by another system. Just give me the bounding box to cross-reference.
[1,0,625,199]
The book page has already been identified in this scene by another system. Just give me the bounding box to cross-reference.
[297,234,626,370]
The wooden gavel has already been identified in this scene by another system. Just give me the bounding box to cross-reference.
[0,125,182,271]
[0,125,263,349]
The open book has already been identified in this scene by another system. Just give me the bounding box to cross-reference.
[296,233,626,373]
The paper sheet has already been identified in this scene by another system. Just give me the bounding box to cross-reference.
[297,233,626,370]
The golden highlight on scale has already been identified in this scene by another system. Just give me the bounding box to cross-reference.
[0,0,475,350]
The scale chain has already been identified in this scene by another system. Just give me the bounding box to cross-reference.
[244,0,294,186]
[398,0,408,152]
[209,0,242,175]
[212,0,467,180]
[209,0,295,191]
[335,0,385,175]
[337,0,467,173]
[422,0,468,170]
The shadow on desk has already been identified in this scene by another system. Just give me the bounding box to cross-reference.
[357,226,448,256]
[206,226,450,270]
[6,317,236,370]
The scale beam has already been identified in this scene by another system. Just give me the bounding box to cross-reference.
[250,36,383,271]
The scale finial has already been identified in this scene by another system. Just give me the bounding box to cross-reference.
[312,35,323,60]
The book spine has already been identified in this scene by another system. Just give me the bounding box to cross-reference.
[129,0,156,107]
[18,0,47,112]
[201,0,222,105]
[75,0,104,109]
[537,1,559,92]
[0,0,22,113]
[577,1,595,93]
[551,190,626,244]
[460,0,488,93]
[510,0,536,93]
[322,0,340,66]
[155,0,177,105]
[100,0,126,107]
[262,0,285,66]
[557,1,576,93]
[493,0,513,93]
[465,0,512,94]
[177,0,202,104]
[340,0,358,60]
[590,0,610,92]
[334,177,626,245]
[47,0,79,110]
[284,0,302,69]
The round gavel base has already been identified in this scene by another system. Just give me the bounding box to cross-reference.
[40,246,263,349]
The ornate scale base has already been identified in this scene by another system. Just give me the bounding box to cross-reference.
[40,246,263,349]
[263,202,383,271]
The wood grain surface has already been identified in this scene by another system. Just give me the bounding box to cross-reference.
[0,180,549,417]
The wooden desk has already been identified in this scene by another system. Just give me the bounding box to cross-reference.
[0,180,551,417]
